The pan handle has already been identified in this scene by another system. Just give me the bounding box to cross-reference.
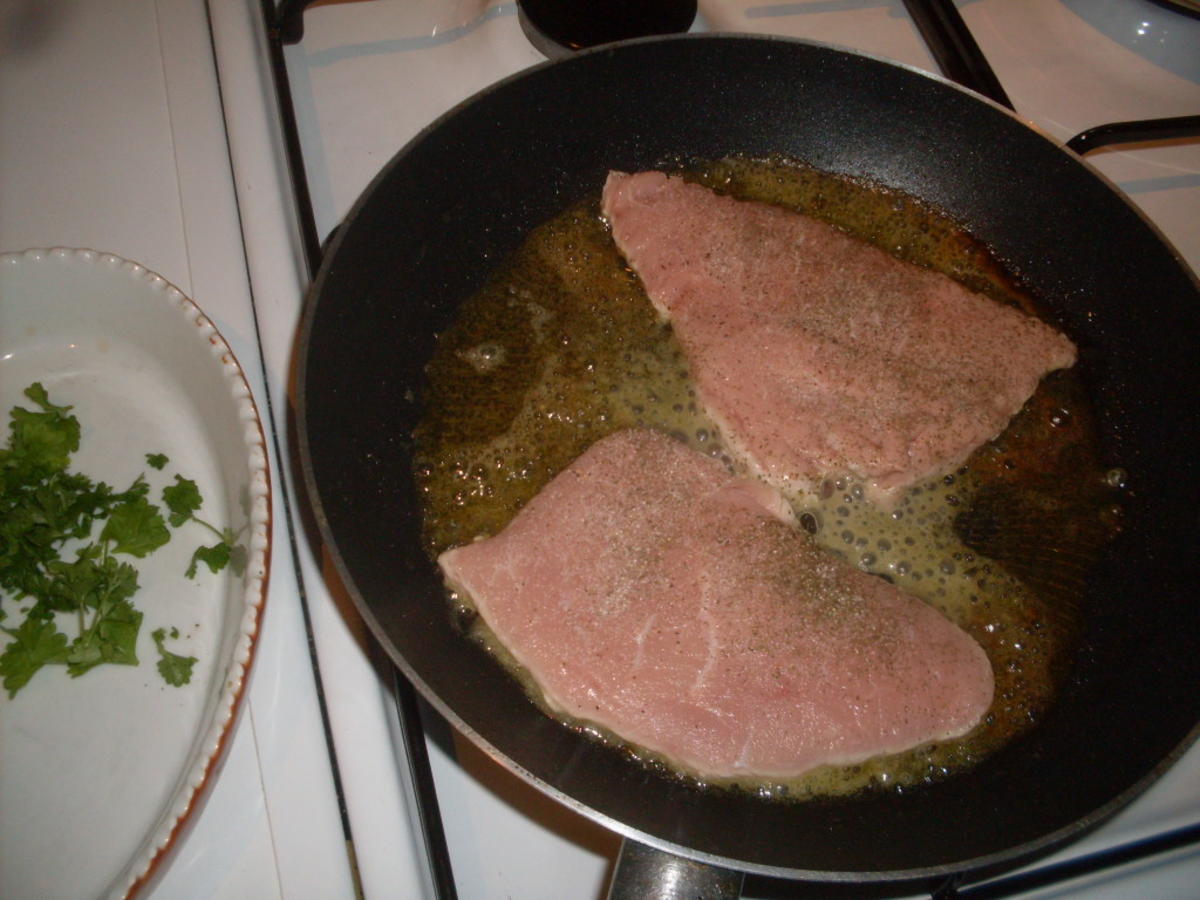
[606,838,744,900]
[1066,115,1200,155]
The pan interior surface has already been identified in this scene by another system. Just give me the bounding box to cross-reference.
[297,35,1200,879]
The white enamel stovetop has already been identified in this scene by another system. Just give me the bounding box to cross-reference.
[2,2,1197,899]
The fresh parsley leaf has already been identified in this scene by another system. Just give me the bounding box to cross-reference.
[23,382,68,415]
[0,616,70,697]
[42,553,140,616]
[2,382,81,479]
[145,452,169,470]
[162,475,203,528]
[185,542,231,579]
[100,495,170,558]
[67,598,142,677]
[151,626,197,687]
[42,549,108,613]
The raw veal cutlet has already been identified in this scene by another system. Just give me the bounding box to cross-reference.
[602,170,1077,503]
[438,428,994,780]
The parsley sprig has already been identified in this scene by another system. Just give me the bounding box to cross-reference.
[152,626,197,687]
[0,383,238,697]
[162,475,247,580]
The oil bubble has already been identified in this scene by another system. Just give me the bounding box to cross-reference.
[457,341,507,373]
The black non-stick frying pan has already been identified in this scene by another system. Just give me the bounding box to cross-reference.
[296,34,1200,890]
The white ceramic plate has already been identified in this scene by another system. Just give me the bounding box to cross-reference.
[0,248,271,900]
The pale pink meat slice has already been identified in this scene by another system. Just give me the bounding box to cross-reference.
[601,171,1077,502]
[438,429,994,780]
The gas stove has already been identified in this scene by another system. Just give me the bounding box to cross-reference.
[218,2,1200,897]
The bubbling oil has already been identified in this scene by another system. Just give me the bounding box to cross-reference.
[414,156,1121,800]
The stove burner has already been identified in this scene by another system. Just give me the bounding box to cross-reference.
[517,0,697,59]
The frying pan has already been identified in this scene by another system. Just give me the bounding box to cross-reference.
[296,34,1200,890]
